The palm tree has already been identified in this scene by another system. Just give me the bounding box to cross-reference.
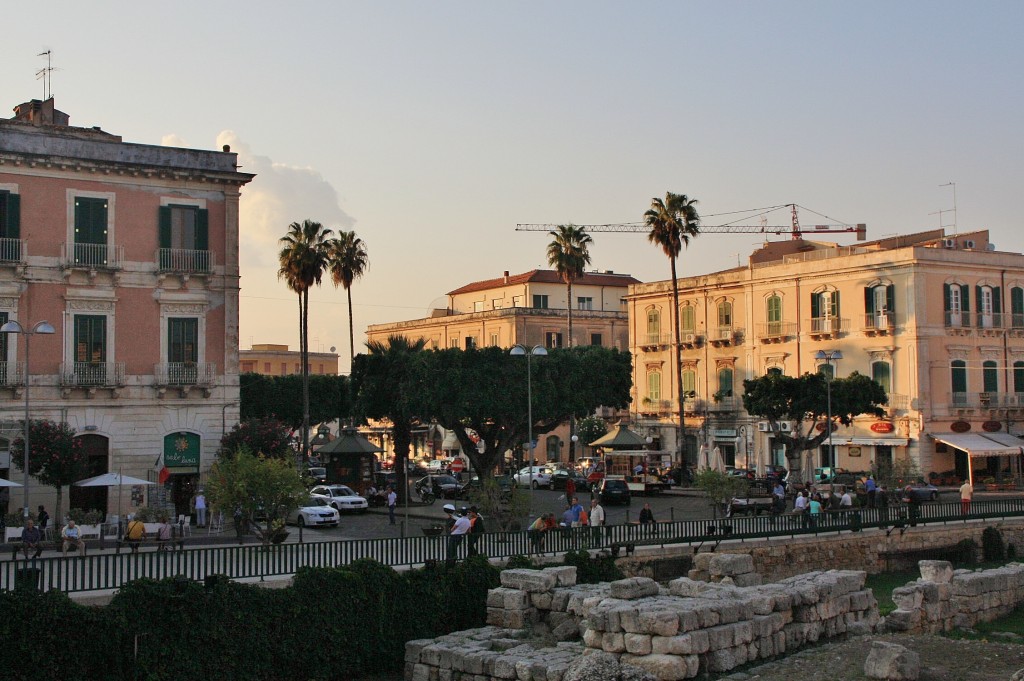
[328,231,369,369]
[644,192,700,467]
[546,224,593,348]
[278,219,333,467]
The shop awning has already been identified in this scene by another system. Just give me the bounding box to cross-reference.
[847,437,909,446]
[973,432,1024,450]
[931,432,1023,458]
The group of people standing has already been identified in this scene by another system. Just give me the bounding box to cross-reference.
[442,503,484,562]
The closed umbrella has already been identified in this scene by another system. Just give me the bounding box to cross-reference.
[711,447,726,473]
[75,470,155,537]
[697,444,709,472]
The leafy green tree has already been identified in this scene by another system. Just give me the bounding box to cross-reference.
[278,219,333,465]
[644,192,700,466]
[742,371,887,482]
[219,416,293,460]
[546,224,592,348]
[328,230,369,368]
[11,420,89,525]
[575,415,608,457]
[240,373,350,429]
[694,469,749,519]
[206,449,306,544]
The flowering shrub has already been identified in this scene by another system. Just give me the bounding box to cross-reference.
[11,420,89,525]
[219,416,292,460]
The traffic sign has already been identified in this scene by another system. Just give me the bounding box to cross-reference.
[450,458,465,473]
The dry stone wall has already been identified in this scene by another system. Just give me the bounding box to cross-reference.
[405,566,879,681]
[886,560,1024,634]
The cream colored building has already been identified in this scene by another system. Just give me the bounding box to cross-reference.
[239,343,339,376]
[628,229,1024,483]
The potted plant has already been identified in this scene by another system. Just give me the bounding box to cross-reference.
[268,518,289,544]
[67,508,103,538]
[422,523,446,537]
[4,511,35,542]
[982,476,999,491]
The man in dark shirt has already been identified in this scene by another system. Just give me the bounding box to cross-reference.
[20,518,43,559]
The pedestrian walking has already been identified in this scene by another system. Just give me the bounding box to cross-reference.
[37,505,50,532]
[960,479,973,515]
[387,486,398,525]
[865,476,877,508]
[565,476,576,503]
[467,506,484,556]
[447,506,471,563]
[194,490,207,528]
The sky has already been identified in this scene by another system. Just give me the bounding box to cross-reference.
[4,1,1023,373]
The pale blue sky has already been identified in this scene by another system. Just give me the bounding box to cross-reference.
[4,2,1023,371]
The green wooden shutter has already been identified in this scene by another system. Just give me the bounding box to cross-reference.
[719,368,733,397]
[960,284,970,313]
[1013,288,1024,315]
[74,197,107,244]
[993,286,1002,314]
[983,361,998,393]
[864,287,874,314]
[4,193,20,239]
[886,284,895,313]
[832,291,841,318]
[943,284,951,312]
[196,209,209,250]
[159,206,172,249]
[951,361,967,393]
[1014,361,1024,393]
[811,292,821,318]
[976,286,983,316]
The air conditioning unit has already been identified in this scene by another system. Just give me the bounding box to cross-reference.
[779,421,793,432]
[964,239,976,249]
[758,422,770,432]
[942,238,956,249]
[987,243,996,251]
[684,333,695,344]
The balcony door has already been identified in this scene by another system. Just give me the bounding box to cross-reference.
[74,315,107,386]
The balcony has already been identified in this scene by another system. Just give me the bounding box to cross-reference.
[60,243,124,271]
[709,326,740,347]
[639,398,675,416]
[808,317,846,340]
[975,312,1005,337]
[708,395,738,412]
[0,238,26,265]
[155,362,216,387]
[0,361,25,387]
[886,393,910,411]
[59,362,126,390]
[863,312,896,337]
[948,392,1024,414]
[680,332,704,349]
[757,321,796,344]
[1011,313,1024,337]
[639,332,673,351]
[157,248,214,275]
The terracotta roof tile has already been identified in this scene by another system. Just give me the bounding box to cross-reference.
[447,269,640,296]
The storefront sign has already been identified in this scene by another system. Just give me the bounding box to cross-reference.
[983,421,1003,432]
[849,446,862,457]
[164,432,200,468]
[870,422,895,434]
[713,429,737,438]
[950,421,971,433]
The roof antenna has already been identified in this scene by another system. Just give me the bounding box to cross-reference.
[36,49,55,100]
[939,181,957,236]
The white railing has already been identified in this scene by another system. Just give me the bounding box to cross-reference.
[60,243,124,270]
[59,362,126,387]
[154,362,216,386]
[157,248,214,274]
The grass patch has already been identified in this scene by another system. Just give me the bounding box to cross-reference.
[944,605,1024,642]
[865,571,919,616]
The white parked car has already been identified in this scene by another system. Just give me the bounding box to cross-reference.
[310,484,369,513]
[288,497,341,527]
[513,466,553,489]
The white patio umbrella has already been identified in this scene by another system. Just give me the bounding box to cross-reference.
[75,471,155,534]
[710,447,726,473]
[697,444,710,471]
[0,478,23,487]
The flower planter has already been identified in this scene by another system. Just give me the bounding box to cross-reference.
[270,530,289,544]
[5,527,24,542]
[986,484,1000,491]
[422,527,445,537]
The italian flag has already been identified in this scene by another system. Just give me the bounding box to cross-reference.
[154,452,170,485]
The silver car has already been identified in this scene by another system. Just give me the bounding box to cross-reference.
[513,466,553,489]
[310,484,369,513]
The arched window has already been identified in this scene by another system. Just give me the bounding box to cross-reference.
[717,301,732,328]
[811,289,840,332]
[817,362,835,381]
[871,361,891,394]
[767,367,783,376]
[679,305,695,334]
[951,360,967,404]
[1014,361,1024,396]
[983,360,998,394]
[717,367,733,399]
[646,309,661,344]
[978,285,999,329]
[943,283,968,327]
[1012,287,1024,329]
[647,372,662,402]
[546,435,561,463]
[766,295,782,334]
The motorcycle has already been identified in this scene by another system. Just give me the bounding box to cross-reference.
[415,482,436,505]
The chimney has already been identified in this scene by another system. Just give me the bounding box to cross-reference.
[12,98,69,126]
[503,271,509,283]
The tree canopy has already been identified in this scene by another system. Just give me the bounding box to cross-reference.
[240,372,350,429]
[742,371,887,480]
[219,415,293,460]
[11,420,89,524]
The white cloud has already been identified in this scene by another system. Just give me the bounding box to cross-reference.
[160,134,189,148]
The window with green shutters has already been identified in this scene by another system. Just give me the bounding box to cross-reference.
[943,283,969,326]
[1012,287,1024,328]
[818,362,834,381]
[158,205,209,271]
[983,360,998,395]
[717,367,733,398]
[1014,361,1024,396]
[646,309,661,342]
[0,311,7,384]
[680,304,695,333]
[811,290,840,331]
[951,360,967,403]
[871,361,891,394]
[74,315,106,385]
[717,301,732,328]
[0,192,20,263]
[168,318,199,384]
[682,369,696,397]
[766,295,782,334]
[647,372,661,402]
[74,197,108,266]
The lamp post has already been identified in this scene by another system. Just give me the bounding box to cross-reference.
[1,320,56,519]
[510,344,547,510]
[814,350,843,479]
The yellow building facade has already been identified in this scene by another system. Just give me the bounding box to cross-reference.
[628,229,1024,483]
[239,344,339,376]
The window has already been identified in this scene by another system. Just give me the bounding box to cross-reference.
[1014,361,1024,396]
[983,360,998,395]
[545,332,562,348]
[0,311,6,383]
[865,284,895,327]
[590,333,602,346]
[976,285,1001,328]
[318,364,324,374]
[546,435,561,463]
[680,305,695,333]
[532,295,549,309]
[294,363,300,373]
[717,367,733,398]
[817,362,834,381]
[646,309,661,343]
[159,205,209,271]
[1012,287,1024,328]
[767,367,783,376]
[717,301,732,328]
[264,362,271,373]
[489,333,499,347]
[682,370,696,397]
[577,297,593,310]
[871,361,891,394]
[168,318,198,383]
[280,363,286,373]
[811,290,840,329]
[512,295,524,307]
[74,197,109,266]
[492,299,504,310]
[647,372,662,402]
[951,360,967,403]
[73,315,107,385]
[465,336,476,350]
[473,301,485,312]
[0,191,20,262]
[449,338,459,349]
[944,283,969,326]
[241,361,255,372]
[766,295,782,334]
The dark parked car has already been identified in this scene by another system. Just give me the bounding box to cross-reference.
[595,478,631,505]
[901,482,940,502]
[415,474,462,500]
[549,469,591,492]
[458,475,514,500]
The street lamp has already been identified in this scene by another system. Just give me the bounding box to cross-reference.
[814,350,843,479]
[510,344,547,509]
[1,320,56,519]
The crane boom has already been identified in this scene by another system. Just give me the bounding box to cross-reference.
[516,204,867,240]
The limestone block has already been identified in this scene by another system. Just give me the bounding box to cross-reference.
[714,600,741,624]
[563,651,656,681]
[410,663,431,681]
[491,656,517,680]
[707,647,737,673]
[919,560,954,584]
[624,633,653,655]
[406,640,430,663]
[550,590,571,612]
[487,589,505,608]
[734,620,754,645]
[438,669,452,681]
[848,620,874,636]
[689,629,710,654]
[678,609,701,633]
[620,653,688,681]
[582,628,603,649]
[884,608,921,632]
[696,606,720,628]
[684,654,700,678]
[422,646,442,666]
[709,553,754,577]
[864,640,920,680]
[705,624,735,650]
[732,642,749,666]
[552,619,580,642]
[544,566,578,587]
[638,610,680,637]
[746,594,774,615]
[601,632,626,653]
[771,592,794,612]
[531,592,554,610]
[618,605,642,633]
[501,569,558,593]
[732,572,763,587]
[687,569,709,582]
[610,577,660,600]
[547,611,572,628]
[668,578,702,597]
[850,589,874,611]
[693,552,714,571]
[651,633,694,655]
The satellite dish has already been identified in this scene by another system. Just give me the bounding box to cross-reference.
[329,346,336,353]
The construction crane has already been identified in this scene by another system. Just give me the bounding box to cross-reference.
[517,203,866,241]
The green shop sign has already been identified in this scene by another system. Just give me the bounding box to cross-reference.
[164,432,200,467]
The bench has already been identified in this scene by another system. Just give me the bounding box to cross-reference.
[115,531,184,554]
